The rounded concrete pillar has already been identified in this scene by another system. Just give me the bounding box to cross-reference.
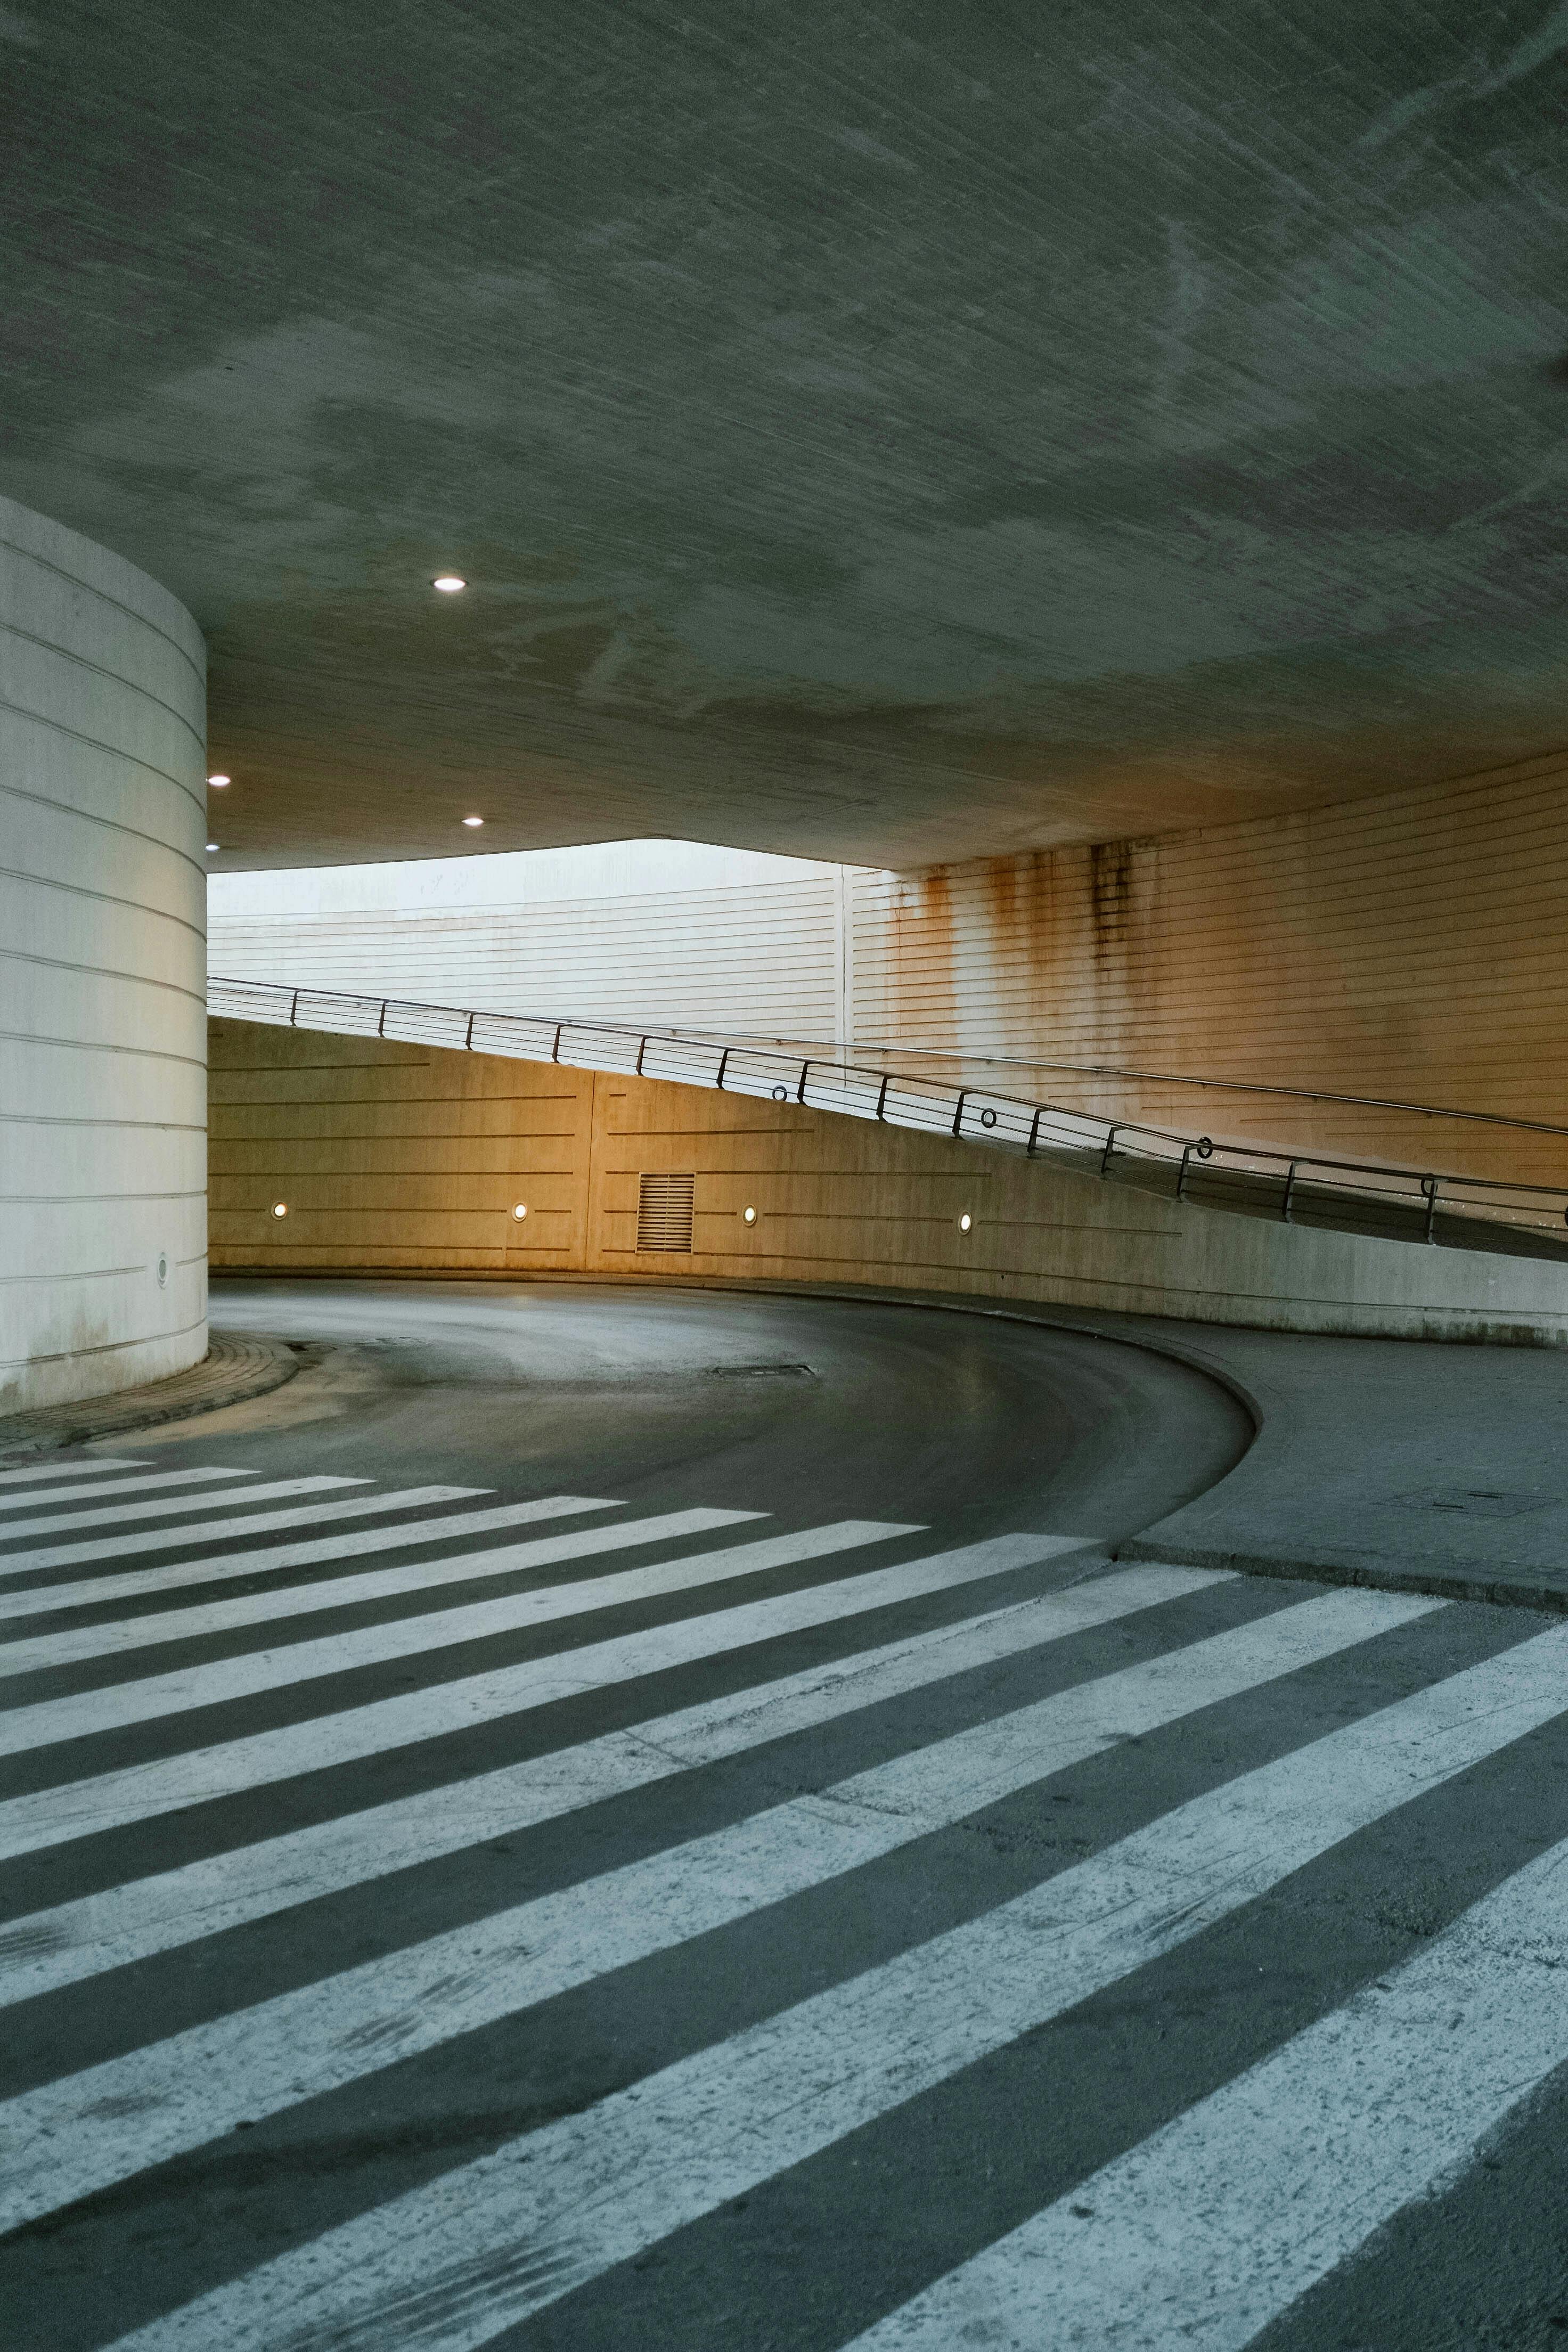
[1,494,208,1415]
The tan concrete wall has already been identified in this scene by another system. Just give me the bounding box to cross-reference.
[209,1018,1568,1345]
[851,752,1568,1187]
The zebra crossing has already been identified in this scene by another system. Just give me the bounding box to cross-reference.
[3,1448,1568,2347]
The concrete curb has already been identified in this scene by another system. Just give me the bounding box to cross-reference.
[1116,1534,1568,1619]
[0,1333,303,1460]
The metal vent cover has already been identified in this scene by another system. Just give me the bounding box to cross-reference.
[636,1170,695,1253]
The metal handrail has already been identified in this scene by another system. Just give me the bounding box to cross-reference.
[609,1025,1568,1146]
[207,976,1568,1251]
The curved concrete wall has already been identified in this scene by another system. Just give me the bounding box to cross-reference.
[1,495,208,1414]
[209,1019,1568,1346]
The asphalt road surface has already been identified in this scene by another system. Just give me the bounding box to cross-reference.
[4,1278,1568,2349]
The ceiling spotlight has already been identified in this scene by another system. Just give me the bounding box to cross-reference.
[271,1201,288,1219]
[959,1212,973,1232]
[742,1206,757,1224]
[207,772,230,787]
[511,1203,528,1221]
[206,842,219,853]
[432,574,467,593]
[463,815,484,827]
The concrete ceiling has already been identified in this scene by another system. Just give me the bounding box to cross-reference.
[6,3,1568,871]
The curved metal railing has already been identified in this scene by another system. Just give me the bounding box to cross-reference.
[208,976,1568,1257]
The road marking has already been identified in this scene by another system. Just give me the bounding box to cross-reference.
[0,1457,148,1486]
[101,1606,1568,2352]
[0,1533,1087,1859]
[0,1561,1213,2004]
[0,1467,255,1515]
[0,1473,369,1554]
[848,1835,1568,2351]
[0,1492,594,1619]
[0,1515,909,1760]
[2,1499,635,1669]
[0,1587,1434,2227]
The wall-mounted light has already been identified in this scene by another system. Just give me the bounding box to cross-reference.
[511,1203,528,1221]
[271,1201,288,1220]
[959,1213,973,1233]
[742,1206,757,1224]
[463,815,485,828]
[207,773,230,788]
[432,575,467,593]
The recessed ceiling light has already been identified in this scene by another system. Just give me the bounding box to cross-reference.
[432,574,467,593]
[271,1200,288,1219]
[742,1206,757,1224]
[511,1203,528,1221]
[463,815,484,827]
[959,1212,973,1232]
[206,842,219,853]
[207,772,230,787]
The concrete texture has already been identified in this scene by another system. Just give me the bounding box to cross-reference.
[1108,1311,1568,1613]
[208,1017,1568,1344]
[4,6,1568,871]
[0,494,209,1414]
[0,1333,299,1463]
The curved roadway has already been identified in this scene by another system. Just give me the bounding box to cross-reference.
[201,1275,1253,1543]
[12,1279,1567,2351]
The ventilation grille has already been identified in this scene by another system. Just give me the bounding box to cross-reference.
[636,1171,695,1253]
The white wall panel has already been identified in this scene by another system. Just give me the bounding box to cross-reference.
[0,494,208,1414]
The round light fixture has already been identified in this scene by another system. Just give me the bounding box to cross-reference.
[207,772,230,787]
[432,574,467,593]
[271,1201,288,1220]
[463,815,484,827]
[511,1203,528,1221]
[959,1212,973,1233]
[206,842,219,853]
[742,1206,757,1225]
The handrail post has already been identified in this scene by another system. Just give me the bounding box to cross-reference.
[635,1035,646,1076]
[289,988,299,1027]
[1423,1175,1439,1244]
[951,1088,968,1139]
[1281,1159,1296,1223]
[1100,1122,1120,1178]
[796,1059,810,1105]
[464,1011,475,1050]
[551,1023,562,1063]
[1026,1106,1042,1157]
[875,1072,889,1122]
[1177,1141,1193,1200]
[377,1000,387,1037]
[716,1048,729,1090]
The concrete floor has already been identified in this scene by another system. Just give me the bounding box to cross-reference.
[4,1278,1568,2348]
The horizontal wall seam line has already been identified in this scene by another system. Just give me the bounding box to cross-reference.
[0,615,206,753]
[0,533,205,683]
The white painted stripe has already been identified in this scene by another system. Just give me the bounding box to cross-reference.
[0,1457,148,1486]
[0,1474,369,1551]
[0,1492,597,1620]
[105,1602,1568,2352]
[0,1562,1215,2005]
[2,1500,634,1670]
[0,1514,892,1761]
[0,1468,254,1515]
[850,1836,1568,2351]
[0,1587,1432,2228]
[0,1534,1087,1860]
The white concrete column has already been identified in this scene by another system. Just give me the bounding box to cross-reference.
[0,494,208,1414]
